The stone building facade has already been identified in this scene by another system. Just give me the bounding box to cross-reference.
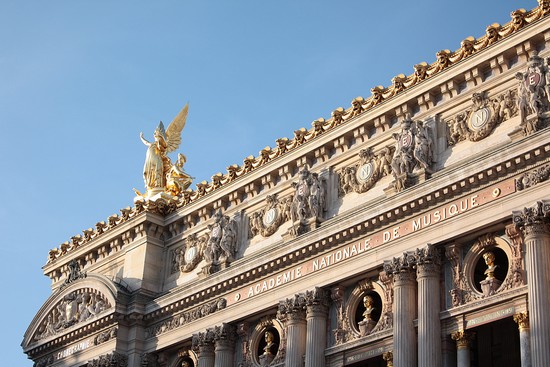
[23,1,550,366]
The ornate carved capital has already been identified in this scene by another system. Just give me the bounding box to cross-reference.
[383,351,394,367]
[213,323,237,344]
[192,329,215,354]
[383,252,416,284]
[513,312,530,331]
[415,244,441,278]
[451,331,475,349]
[513,200,550,238]
[304,287,329,316]
[277,294,306,322]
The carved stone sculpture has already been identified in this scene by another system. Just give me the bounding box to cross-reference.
[515,51,550,135]
[339,146,393,195]
[172,233,208,273]
[34,290,111,341]
[390,115,434,191]
[448,90,517,145]
[288,165,326,235]
[202,210,239,274]
[248,194,291,238]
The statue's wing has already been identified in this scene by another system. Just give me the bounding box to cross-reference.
[165,103,189,153]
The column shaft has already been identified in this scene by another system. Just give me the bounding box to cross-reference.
[417,263,441,367]
[286,316,307,367]
[393,271,417,367]
[214,340,235,367]
[525,232,550,366]
[451,331,474,367]
[198,345,215,367]
[514,201,550,367]
[514,312,532,367]
[305,305,327,367]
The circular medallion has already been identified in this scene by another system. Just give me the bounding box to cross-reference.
[400,131,413,148]
[525,72,542,88]
[185,246,197,263]
[263,208,278,227]
[356,162,374,183]
[469,108,491,130]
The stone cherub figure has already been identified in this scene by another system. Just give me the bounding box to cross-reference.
[139,104,192,198]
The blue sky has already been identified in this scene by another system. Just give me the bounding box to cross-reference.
[1,1,532,365]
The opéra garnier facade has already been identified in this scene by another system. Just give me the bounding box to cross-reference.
[23,1,550,366]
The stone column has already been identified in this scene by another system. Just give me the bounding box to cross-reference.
[415,244,442,367]
[513,200,550,367]
[304,287,329,367]
[451,331,475,367]
[384,253,417,367]
[279,294,307,367]
[214,323,236,367]
[514,312,532,367]
[193,330,215,367]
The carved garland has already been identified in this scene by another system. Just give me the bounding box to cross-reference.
[145,298,227,339]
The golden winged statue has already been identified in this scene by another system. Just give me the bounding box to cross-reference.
[139,104,193,198]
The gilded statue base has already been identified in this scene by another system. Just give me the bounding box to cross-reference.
[134,190,176,204]
[481,278,502,297]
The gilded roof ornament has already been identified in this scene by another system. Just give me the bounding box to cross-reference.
[137,103,194,201]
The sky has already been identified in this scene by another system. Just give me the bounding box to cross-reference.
[0,0,534,365]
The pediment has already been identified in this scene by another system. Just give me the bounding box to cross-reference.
[22,274,121,352]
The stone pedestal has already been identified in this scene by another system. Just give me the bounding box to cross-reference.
[358,319,376,336]
[513,201,550,367]
[480,278,501,297]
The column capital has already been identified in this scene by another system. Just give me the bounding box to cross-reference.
[513,200,550,237]
[513,311,530,331]
[451,330,475,349]
[213,323,237,344]
[277,294,307,322]
[192,329,215,354]
[382,351,394,367]
[383,252,416,284]
[415,243,441,278]
[305,287,329,316]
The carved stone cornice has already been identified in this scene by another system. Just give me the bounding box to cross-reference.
[145,297,227,339]
[513,312,530,331]
[451,331,476,349]
[513,200,550,238]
